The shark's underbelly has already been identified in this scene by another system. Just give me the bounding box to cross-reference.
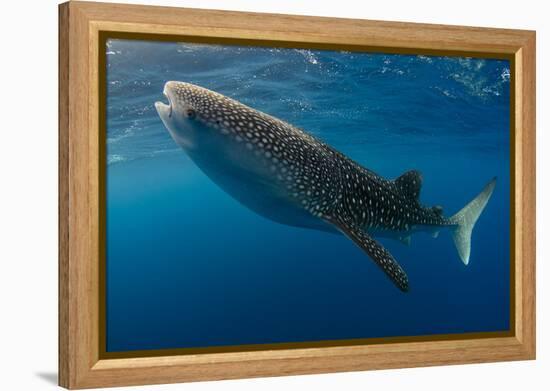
[184,138,336,232]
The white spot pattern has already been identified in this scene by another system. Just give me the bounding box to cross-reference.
[165,81,454,291]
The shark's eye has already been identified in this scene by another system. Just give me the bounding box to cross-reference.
[186,109,196,119]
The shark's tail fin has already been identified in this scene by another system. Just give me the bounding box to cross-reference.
[450,177,497,265]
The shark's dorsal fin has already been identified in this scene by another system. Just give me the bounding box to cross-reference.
[395,170,422,201]
[324,214,409,292]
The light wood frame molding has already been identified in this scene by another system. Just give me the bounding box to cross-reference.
[59,1,536,389]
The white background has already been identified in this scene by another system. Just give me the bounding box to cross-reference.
[0,0,547,389]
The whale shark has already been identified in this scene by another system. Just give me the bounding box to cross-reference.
[155,81,496,292]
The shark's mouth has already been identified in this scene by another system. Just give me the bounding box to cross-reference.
[155,89,173,119]
[163,90,173,118]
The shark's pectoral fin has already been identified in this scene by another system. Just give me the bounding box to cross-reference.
[324,215,409,292]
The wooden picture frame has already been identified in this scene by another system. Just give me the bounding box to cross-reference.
[59,1,536,389]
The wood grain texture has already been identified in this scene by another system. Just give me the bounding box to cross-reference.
[58,1,536,388]
[518,34,536,356]
[58,3,70,387]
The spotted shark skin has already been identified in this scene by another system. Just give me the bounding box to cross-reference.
[155,81,496,292]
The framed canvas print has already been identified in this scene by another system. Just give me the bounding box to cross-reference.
[58,1,536,389]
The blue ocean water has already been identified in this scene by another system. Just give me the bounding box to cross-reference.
[105,39,511,352]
